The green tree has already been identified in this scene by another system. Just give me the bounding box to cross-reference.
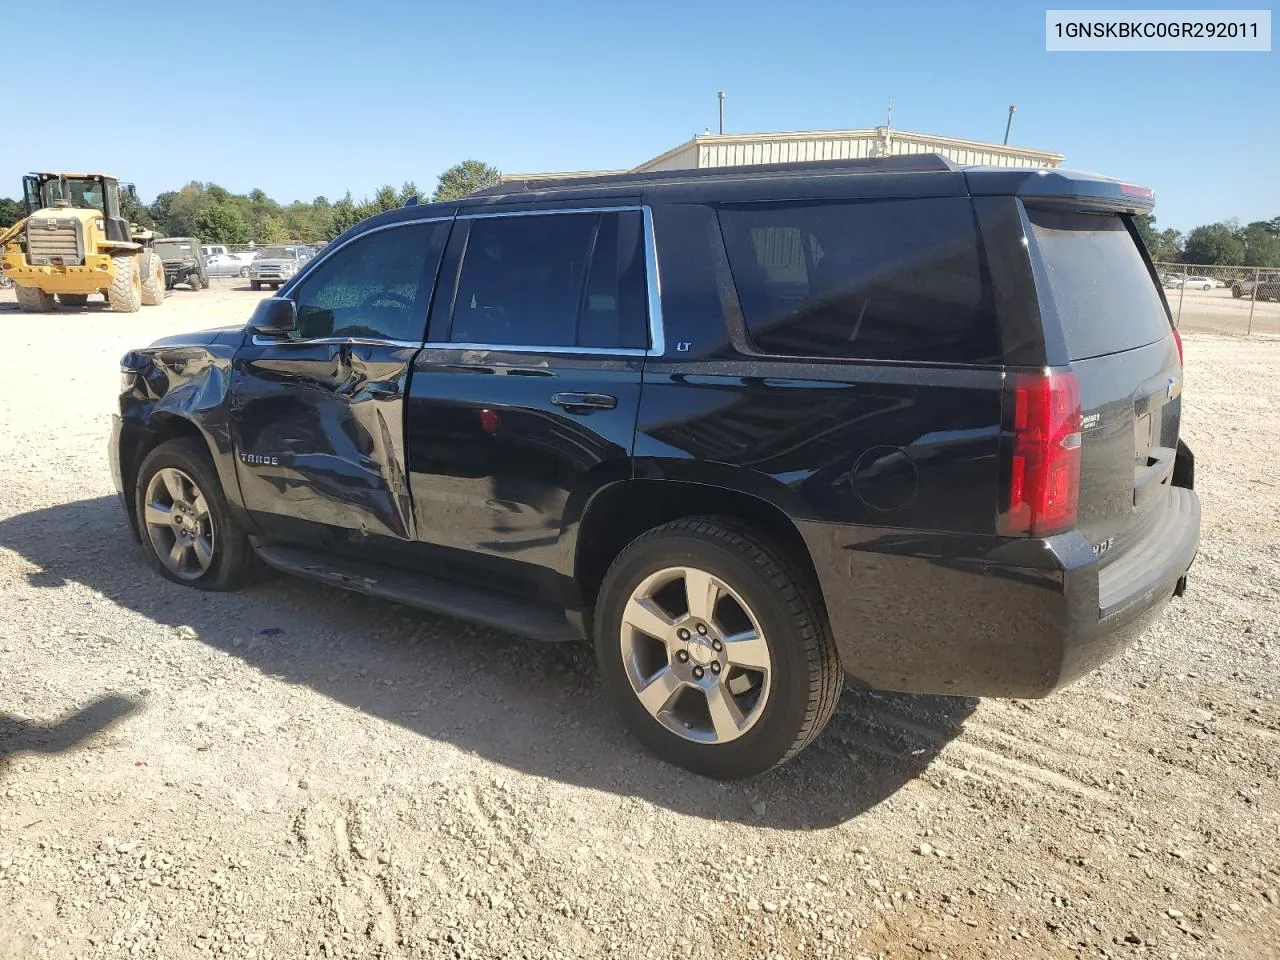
[326,192,374,239]
[1239,221,1280,267]
[1183,223,1245,266]
[398,181,422,205]
[0,197,24,228]
[261,214,290,243]
[119,189,154,229]
[195,202,252,245]
[433,160,500,201]
[372,184,400,213]
[1133,214,1182,263]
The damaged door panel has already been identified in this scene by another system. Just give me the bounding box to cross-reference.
[231,339,419,542]
[227,217,451,548]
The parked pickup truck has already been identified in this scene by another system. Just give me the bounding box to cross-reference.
[1231,276,1280,301]
[110,157,1199,779]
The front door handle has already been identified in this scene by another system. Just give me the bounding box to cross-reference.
[551,391,617,412]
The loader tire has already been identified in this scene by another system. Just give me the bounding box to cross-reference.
[14,285,57,312]
[108,256,143,313]
[140,249,165,306]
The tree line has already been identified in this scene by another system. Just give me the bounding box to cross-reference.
[0,161,500,243]
[5,167,1275,268]
[1134,213,1280,267]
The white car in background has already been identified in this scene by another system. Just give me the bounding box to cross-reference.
[204,251,257,278]
[1169,275,1218,291]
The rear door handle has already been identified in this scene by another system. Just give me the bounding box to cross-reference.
[551,392,617,412]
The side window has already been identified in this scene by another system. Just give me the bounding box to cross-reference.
[290,221,449,342]
[449,211,647,350]
[718,198,1000,364]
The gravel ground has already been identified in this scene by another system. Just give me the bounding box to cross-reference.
[0,287,1276,960]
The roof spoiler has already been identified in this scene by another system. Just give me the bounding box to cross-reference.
[964,167,1155,214]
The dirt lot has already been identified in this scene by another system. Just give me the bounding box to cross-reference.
[0,286,1276,960]
[1168,287,1280,338]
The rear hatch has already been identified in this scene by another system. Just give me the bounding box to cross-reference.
[1024,205,1184,584]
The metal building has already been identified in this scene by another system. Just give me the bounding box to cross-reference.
[500,126,1063,183]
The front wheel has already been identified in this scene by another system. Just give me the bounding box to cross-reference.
[239,267,250,278]
[250,280,261,290]
[594,517,842,779]
[134,438,255,590]
[107,255,142,312]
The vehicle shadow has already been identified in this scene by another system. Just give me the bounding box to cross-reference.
[0,496,976,829]
[0,696,139,769]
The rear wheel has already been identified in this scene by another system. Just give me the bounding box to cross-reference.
[140,249,164,306]
[594,517,842,779]
[107,256,142,312]
[134,439,255,591]
[58,293,89,307]
[239,266,249,278]
[14,285,56,312]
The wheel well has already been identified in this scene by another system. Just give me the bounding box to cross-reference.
[574,479,823,610]
[118,414,208,536]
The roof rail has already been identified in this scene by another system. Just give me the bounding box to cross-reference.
[471,154,960,197]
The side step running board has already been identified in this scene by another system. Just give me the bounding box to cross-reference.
[253,543,582,643]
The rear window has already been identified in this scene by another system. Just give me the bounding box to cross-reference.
[1026,208,1170,361]
[718,198,1000,364]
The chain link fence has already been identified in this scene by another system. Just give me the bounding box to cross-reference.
[1153,261,1280,337]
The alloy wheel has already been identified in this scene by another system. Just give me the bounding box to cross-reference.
[619,566,772,744]
[143,467,215,580]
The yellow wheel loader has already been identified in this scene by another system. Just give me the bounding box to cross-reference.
[0,172,165,313]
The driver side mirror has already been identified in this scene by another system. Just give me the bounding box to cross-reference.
[248,297,297,336]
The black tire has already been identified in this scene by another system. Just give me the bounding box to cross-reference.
[250,280,261,291]
[239,266,250,278]
[1232,285,1243,299]
[140,249,165,306]
[594,516,842,779]
[58,293,89,307]
[107,255,142,312]
[134,438,255,591]
[14,285,57,312]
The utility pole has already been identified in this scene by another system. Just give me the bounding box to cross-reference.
[717,91,726,135]
[886,97,894,128]
[1003,105,1017,145]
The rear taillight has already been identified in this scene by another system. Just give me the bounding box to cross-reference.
[1001,369,1082,537]
[1173,327,1184,367]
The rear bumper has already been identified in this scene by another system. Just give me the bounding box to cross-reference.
[798,486,1200,698]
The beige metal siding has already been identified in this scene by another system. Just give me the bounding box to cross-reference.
[688,129,1062,171]
[634,142,699,172]
[698,136,879,168]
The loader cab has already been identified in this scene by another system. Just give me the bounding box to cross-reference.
[23,172,132,242]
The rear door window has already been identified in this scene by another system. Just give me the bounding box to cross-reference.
[1025,207,1170,361]
[718,198,1000,364]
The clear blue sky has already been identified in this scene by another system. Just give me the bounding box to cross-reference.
[6,0,1276,232]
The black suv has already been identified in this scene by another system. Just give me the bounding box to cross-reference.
[111,156,1199,779]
